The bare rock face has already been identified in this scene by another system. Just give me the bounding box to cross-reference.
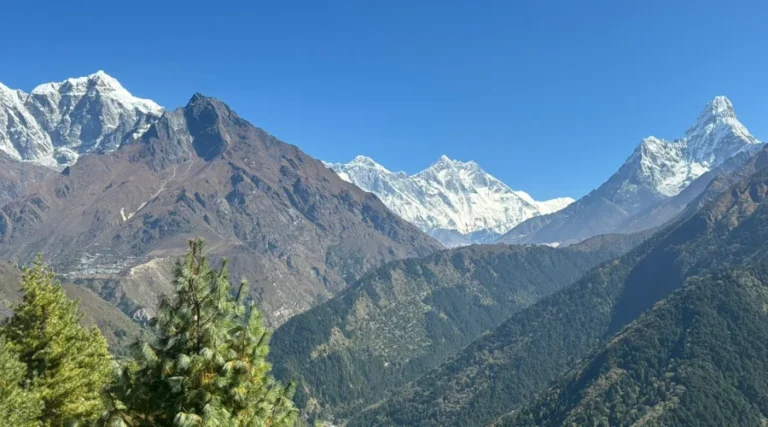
[0,153,55,206]
[0,94,441,325]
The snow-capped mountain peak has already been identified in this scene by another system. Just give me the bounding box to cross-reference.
[326,155,574,246]
[429,154,474,168]
[628,96,761,197]
[0,71,164,167]
[30,70,162,116]
[489,95,763,247]
[687,96,737,136]
[350,154,389,170]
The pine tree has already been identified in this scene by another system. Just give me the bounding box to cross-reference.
[1,256,113,426]
[105,239,297,426]
[0,337,42,427]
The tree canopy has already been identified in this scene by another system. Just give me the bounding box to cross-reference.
[2,256,113,426]
[104,239,297,426]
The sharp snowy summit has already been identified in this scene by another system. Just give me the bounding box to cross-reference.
[628,96,761,197]
[325,155,574,247]
[499,96,763,246]
[0,71,163,167]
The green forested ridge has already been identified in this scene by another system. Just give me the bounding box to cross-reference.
[506,264,768,427]
[270,232,648,419]
[0,152,764,427]
[350,159,768,426]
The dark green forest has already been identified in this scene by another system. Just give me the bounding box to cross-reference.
[270,233,647,419]
[349,163,768,426]
[507,264,768,427]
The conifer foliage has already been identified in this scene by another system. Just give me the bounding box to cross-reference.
[0,337,42,427]
[105,239,297,426]
[1,256,113,426]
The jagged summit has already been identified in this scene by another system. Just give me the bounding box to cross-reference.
[327,155,573,246]
[31,70,118,93]
[187,92,210,104]
[30,71,161,113]
[351,154,378,164]
[426,154,478,170]
[182,92,252,132]
[131,94,247,169]
[349,155,389,170]
[631,96,761,197]
[688,95,736,131]
[499,95,764,246]
[0,72,164,167]
[685,96,756,148]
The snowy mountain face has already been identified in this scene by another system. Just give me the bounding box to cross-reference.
[627,96,760,197]
[0,71,163,167]
[498,96,763,246]
[325,155,574,247]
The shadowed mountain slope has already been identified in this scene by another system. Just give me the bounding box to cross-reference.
[503,263,768,427]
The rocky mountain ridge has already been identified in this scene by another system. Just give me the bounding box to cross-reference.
[0,93,440,326]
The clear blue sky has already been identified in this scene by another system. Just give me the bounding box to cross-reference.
[2,0,767,199]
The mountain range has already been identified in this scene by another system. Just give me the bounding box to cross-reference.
[348,144,768,427]
[4,73,759,252]
[326,155,573,246]
[326,96,761,249]
[2,71,768,427]
[0,74,440,327]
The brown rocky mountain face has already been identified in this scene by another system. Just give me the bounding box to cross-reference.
[0,153,55,206]
[0,94,441,325]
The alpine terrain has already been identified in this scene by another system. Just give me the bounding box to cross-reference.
[0,71,163,167]
[326,155,573,247]
[0,83,441,326]
[5,3,768,427]
[352,144,768,427]
[499,96,763,246]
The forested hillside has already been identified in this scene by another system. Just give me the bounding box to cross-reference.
[350,149,768,427]
[270,233,648,419]
[506,264,768,427]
